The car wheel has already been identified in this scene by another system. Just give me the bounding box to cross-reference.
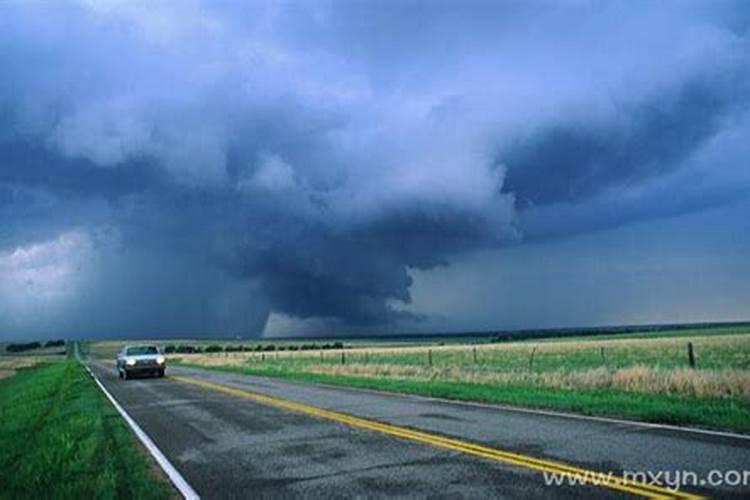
[123,370,129,380]
[158,369,165,378]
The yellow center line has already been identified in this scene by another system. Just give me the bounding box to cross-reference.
[171,375,704,500]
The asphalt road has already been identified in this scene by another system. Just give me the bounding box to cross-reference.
[86,360,750,499]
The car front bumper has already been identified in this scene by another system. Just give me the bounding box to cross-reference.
[122,363,165,374]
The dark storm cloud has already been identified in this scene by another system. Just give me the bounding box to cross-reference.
[0,141,166,198]
[503,75,748,207]
[1,0,749,338]
[236,204,516,325]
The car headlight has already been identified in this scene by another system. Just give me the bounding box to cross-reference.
[125,358,136,366]
[156,356,165,364]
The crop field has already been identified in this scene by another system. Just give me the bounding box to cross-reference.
[124,326,750,433]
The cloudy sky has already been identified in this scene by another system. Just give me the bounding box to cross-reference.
[1,0,749,339]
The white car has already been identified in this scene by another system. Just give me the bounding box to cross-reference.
[116,345,166,379]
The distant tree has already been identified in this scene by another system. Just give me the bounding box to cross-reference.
[176,344,201,354]
[6,342,42,353]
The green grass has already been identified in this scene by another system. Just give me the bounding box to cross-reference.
[179,361,750,433]
[0,360,173,500]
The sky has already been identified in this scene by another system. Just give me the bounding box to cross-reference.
[1,0,749,340]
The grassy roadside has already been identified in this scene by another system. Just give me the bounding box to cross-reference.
[0,360,173,500]
[177,362,750,434]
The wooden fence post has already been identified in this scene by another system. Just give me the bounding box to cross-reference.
[529,347,537,371]
[428,349,433,366]
[687,342,696,368]
[473,346,478,364]
[341,350,345,365]
[600,347,605,364]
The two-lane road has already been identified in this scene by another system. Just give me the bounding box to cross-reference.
[86,360,750,499]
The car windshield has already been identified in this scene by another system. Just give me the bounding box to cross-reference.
[126,346,158,356]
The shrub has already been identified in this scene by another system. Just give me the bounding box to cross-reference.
[205,345,223,353]
[5,342,42,353]
[163,345,176,354]
[175,344,201,354]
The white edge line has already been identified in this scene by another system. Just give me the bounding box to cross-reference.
[178,366,750,443]
[82,364,200,500]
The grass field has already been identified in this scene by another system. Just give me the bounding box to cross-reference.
[158,327,750,433]
[0,359,173,499]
